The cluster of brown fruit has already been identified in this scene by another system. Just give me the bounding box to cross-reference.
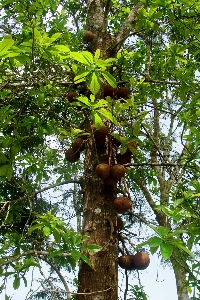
[65,137,85,163]
[95,163,126,185]
[118,252,150,271]
[92,123,137,164]
[104,84,131,100]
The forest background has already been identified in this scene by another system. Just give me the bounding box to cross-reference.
[0,0,200,300]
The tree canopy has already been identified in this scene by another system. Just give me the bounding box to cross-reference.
[0,0,200,299]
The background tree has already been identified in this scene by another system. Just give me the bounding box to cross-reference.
[0,0,200,299]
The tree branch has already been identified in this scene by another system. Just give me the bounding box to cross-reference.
[112,2,145,51]
[0,180,81,207]
[0,250,71,268]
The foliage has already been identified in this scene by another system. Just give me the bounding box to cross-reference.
[0,0,200,299]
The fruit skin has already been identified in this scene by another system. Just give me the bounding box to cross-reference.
[72,137,85,152]
[104,175,118,185]
[118,255,135,270]
[110,164,126,179]
[95,163,110,180]
[91,124,108,147]
[116,152,132,164]
[83,30,95,42]
[67,92,78,103]
[65,148,80,163]
[113,197,132,214]
[131,252,150,270]
[117,87,131,99]
[104,84,118,98]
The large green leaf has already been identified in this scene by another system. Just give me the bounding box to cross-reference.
[160,242,173,259]
[97,108,118,125]
[71,249,81,261]
[70,51,93,66]
[13,276,20,290]
[0,39,14,57]
[89,72,100,95]
[100,70,117,88]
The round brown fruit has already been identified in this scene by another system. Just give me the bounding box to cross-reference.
[95,163,110,180]
[118,255,135,270]
[113,197,132,214]
[91,124,108,147]
[83,30,95,42]
[65,148,80,163]
[116,217,124,231]
[104,84,118,98]
[104,175,118,185]
[67,92,78,103]
[131,252,150,270]
[117,87,131,99]
[116,152,132,165]
[72,137,85,152]
[110,164,126,180]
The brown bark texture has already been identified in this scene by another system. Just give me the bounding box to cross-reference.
[77,137,118,300]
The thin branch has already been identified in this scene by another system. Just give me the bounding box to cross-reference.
[42,257,71,299]
[125,162,184,167]
[1,180,80,207]
[0,250,71,268]
[134,179,168,226]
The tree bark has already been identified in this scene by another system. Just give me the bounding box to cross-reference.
[77,128,118,300]
[171,257,190,300]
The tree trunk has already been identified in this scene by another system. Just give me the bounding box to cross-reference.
[171,255,190,300]
[175,268,190,300]
[77,136,118,300]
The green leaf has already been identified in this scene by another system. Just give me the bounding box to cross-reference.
[80,253,92,266]
[0,164,13,180]
[170,239,194,258]
[148,236,162,247]
[160,242,173,259]
[38,93,45,106]
[81,244,101,252]
[157,226,170,238]
[13,276,20,290]
[49,45,70,53]
[43,226,51,236]
[82,51,94,65]
[89,72,100,95]
[71,249,81,261]
[133,122,141,135]
[150,245,159,255]
[53,228,61,243]
[100,71,117,88]
[5,211,13,224]
[74,70,90,84]
[70,51,93,66]
[27,224,43,235]
[77,96,91,107]
[94,49,100,63]
[10,146,19,160]
[6,164,13,181]
[0,39,14,57]
[97,109,118,125]
[92,112,103,129]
